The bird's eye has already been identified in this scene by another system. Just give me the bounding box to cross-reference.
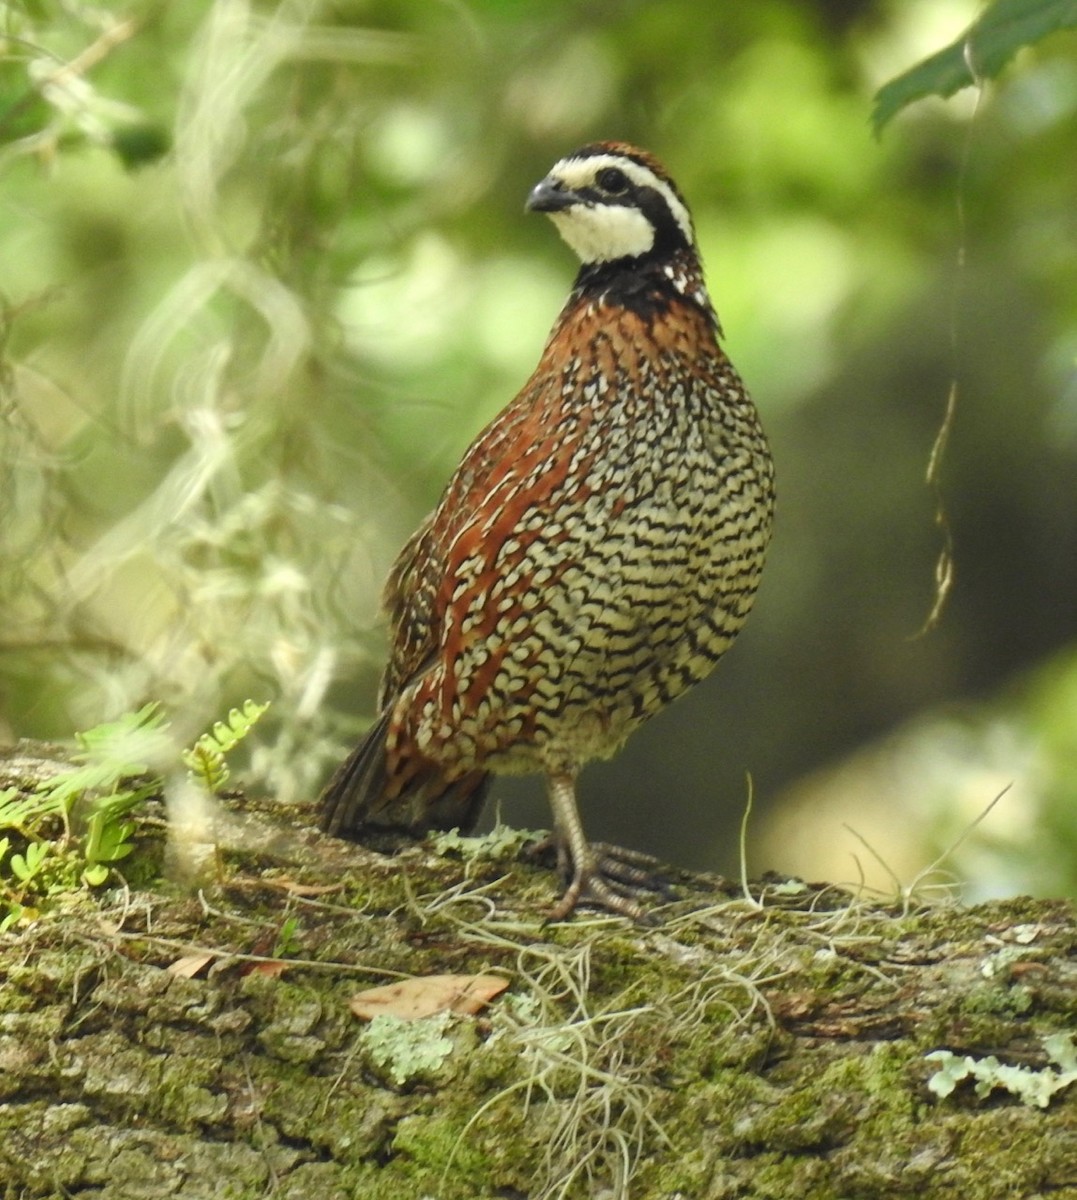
[596,167,630,194]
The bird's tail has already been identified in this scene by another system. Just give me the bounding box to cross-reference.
[319,709,491,840]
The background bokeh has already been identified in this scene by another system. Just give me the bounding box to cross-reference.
[2,0,1075,899]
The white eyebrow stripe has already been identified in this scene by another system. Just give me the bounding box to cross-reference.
[552,153,695,246]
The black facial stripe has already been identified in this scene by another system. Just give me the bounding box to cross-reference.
[574,182,689,252]
[576,185,687,256]
[575,186,622,206]
[636,185,691,252]
[569,145,692,213]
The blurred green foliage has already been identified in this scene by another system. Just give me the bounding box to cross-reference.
[0,0,1074,893]
[873,0,1077,131]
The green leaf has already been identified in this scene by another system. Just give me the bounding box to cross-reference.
[0,787,56,831]
[0,904,25,933]
[273,915,303,958]
[10,840,49,883]
[873,0,1077,134]
[83,805,138,866]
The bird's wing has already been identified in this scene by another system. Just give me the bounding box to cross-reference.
[377,511,440,708]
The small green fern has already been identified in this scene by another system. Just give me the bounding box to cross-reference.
[1,699,269,927]
[0,704,171,927]
[46,702,171,824]
[181,700,270,794]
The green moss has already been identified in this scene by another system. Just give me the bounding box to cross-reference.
[7,942,103,995]
[964,981,1035,1017]
[0,791,1071,1199]
[393,1112,487,1174]
[710,1047,907,1154]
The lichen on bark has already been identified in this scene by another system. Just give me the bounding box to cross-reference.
[0,785,1074,1200]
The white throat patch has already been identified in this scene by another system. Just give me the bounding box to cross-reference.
[548,204,655,264]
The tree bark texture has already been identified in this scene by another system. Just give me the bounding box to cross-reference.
[0,793,1074,1200]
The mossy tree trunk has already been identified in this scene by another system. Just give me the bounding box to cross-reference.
[1,790,1074,1200]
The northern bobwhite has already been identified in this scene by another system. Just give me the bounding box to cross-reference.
[322,142,774,921]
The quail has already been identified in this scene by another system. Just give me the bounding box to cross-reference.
[322,142,775,921]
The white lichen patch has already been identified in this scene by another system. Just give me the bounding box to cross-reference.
[429,823,545,861]
[360,1012,454,1086]
[926,1033,1077,1109]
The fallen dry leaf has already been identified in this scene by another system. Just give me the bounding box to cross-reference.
[167,952,215,979]
[243,959,290,979]
[349,973,509,1021]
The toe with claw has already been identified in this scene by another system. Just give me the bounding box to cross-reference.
[540,772,673,923]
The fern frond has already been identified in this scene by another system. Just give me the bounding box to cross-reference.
[45,703,171,813]
[182,700,270,793]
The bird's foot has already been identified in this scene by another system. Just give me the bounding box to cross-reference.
[529,837,672,924]
[532,774,674,923]
[591,841,673,893]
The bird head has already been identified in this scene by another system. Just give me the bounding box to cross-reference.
[525,142,696,266]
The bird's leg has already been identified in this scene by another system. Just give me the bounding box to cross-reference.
[544,772,656,923]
